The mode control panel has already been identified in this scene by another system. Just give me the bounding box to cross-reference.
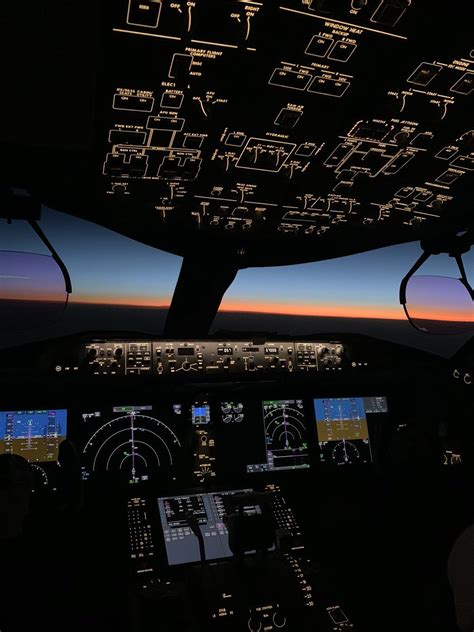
[81,340,347,376]
[126,342,152,375]
[84,341,125,375]
[296,342,345,371]
[316,343,344,370]
[155,341,297,375]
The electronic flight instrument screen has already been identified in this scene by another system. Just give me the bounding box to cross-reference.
[80,404,184,483]
[0,409,67,462]
[157,489,260,566]
[314,397,388,465]
[247,400,310,473]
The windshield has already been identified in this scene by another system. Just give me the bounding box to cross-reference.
[1,208,471,356]
[0,208,182,348]
[211,245,473,357]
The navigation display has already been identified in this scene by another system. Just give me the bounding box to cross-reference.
[0,409,67,462]
[247,400,310,473]
[158,489,257,566]
[81,403,183,483]
[314,397,387,465]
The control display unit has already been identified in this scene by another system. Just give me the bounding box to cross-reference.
[157,489,260,566]
[0,409,67,462]
[314,396,388,465]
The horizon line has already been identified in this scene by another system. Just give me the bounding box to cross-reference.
[69,299,408,321]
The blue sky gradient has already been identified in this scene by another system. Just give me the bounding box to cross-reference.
[1,207,472,320]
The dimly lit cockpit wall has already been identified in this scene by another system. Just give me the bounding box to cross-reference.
[3,1,473,266]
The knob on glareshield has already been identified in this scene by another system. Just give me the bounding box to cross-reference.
[114,348,123,358]
[182,361,190,371]
[87,348,98,359]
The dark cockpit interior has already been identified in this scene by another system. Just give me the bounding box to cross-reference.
[1,2,473,631]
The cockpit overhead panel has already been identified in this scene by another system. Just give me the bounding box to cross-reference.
[91,0,474,264]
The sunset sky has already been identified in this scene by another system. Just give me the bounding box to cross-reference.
[1,207,472,322]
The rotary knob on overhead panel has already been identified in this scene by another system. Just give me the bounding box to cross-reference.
[111,184,127,196]
[459,130,474,154]
[247,611,262,632]
[304,0,329,10]
[351,0,368,9]
[430,198,445,214]
[193,92,227,119]
[394,131,410,147]
[272,609,287,629]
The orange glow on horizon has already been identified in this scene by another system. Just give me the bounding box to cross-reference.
[1,294,65,303]
[69,296,472,322]
[72,295,406,320]
[219,300,407,320]
[406,308,472,323]
[72,296,171,308]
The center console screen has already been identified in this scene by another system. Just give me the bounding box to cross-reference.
[314,396,388,465]
[157,489,259,566]
[0,409,67,462]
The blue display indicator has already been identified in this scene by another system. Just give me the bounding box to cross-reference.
[314,397,365,423]
[0,409,67,462]
[191,403,211,426]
